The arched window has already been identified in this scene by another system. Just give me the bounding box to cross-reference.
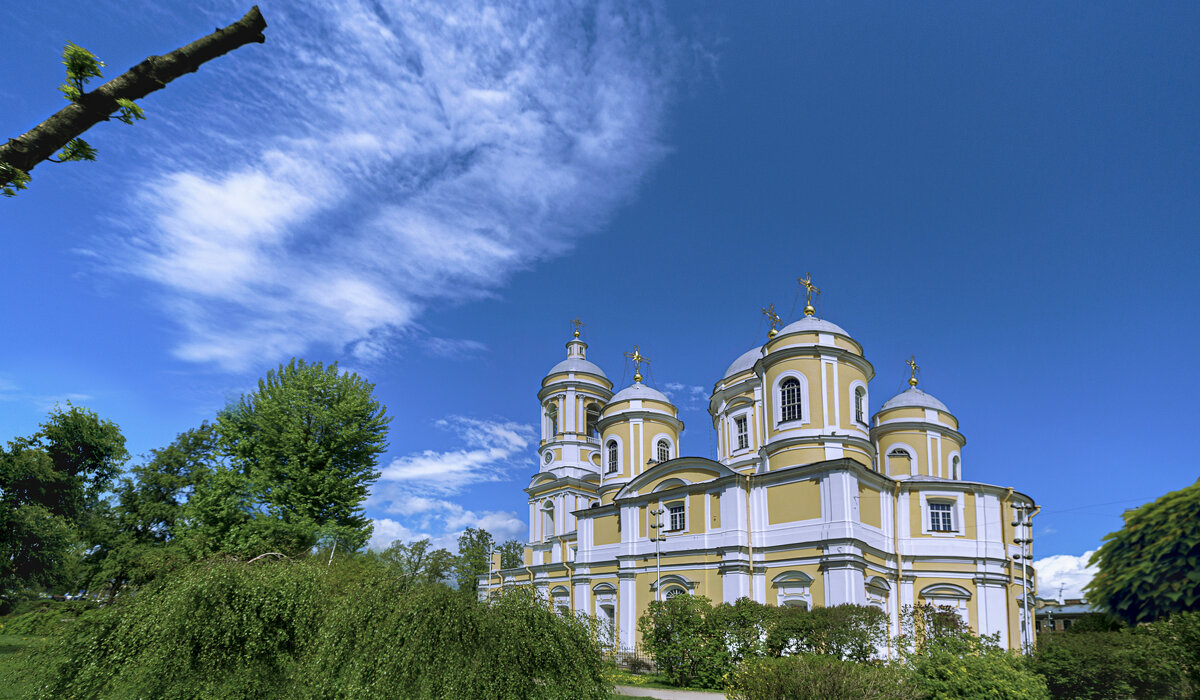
[780,378,803,422]
[854,386,866,424]
[951,456,961,480]
[546,402,559,437]
[606,440,618,474]
[656,439,670,463]
[541,502,555,541]
[585,403,601,438]
[664,587,687,599]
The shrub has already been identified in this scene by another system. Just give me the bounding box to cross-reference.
[1,599,101,636]
[766,604,888,662]
[912,644,1049,699]
[638,594,730,688]
[727,655,923,700]
[1029,629,1187,699]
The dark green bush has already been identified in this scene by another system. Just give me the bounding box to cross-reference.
[727,655,923,700]
[912,644,1049,699]
[0,599,101,636]
[765,604,888,662]
[638,594,730,688]
[1029,629,1188,699]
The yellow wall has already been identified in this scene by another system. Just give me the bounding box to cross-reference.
[764,358,823,436]
[594,514,619,545]
[767,480,821,524]
[858,482,881,528]
[643,467,720,493]
[710,492,721,529]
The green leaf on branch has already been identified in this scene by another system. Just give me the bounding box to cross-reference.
[57,138,98,162]
[59,42,104,102]
[114,98,145,125]
[0,163,31,197]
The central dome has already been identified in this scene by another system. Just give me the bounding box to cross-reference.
[879,387,949,412]
[548,356,608,378]
[722,347,763,379]
[776,316,850,337]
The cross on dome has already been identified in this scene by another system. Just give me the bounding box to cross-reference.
[797,273,820,317]
[624,345,650,383]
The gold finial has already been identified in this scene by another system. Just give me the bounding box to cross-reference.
[906,355,920,387]
[798,273,820,316]
[624,345,650,383]
[761,304,782,338]
[570,317,584,339]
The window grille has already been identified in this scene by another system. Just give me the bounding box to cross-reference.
[657,440,670,463]
[606,441,618,474]
[929,502,954,531]
[780,378,803,422]
[669,504,685,531]
[855,387,865,423]
[735,416,749,450]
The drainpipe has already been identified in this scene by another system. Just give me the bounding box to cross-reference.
[892,480,904,660]
[746,472,754,598]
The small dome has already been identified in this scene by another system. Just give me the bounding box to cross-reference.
[723,347,762,379]
[548,357,608,378]
[610,382,672,405]
[879,387,950,413]
[776,316,851,337]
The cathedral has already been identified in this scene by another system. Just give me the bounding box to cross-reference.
[479,280,1038,653]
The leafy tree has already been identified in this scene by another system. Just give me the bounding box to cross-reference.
[377,538,454,589]
[728,655,924,700]
[218,359,390,552]
[766,604,889,662]
[1085,478,1200,625]
[0,7,267,196]
[1029,628,1186,699]
[638,594,730,688]
[0,404,128,593]
[710,597,774,664]
[454,527,495,596]
[499,538,525,569]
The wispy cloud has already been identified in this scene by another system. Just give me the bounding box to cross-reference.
[378,416,533,494]
[115,0,681,371]
[367,416,532,549]
[1034,551,1099,600]
[663,381,709,410]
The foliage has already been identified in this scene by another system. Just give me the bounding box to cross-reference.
[1,599,101,636]
[766,604,889,662]
[500,538,525,569]
[0,405,129,594]
[0,162,30,197]
[911,642,1049,699]
[1030,623,1195,699]
[374,538,454,589]
[727,655,924,700]
[711,597,774,664]
[637,594,729,688]
[1147,611,1200,698]
[1086,478,1200,625]
[454,526,495,596]
[24,558,610,700]
[218,359,389,552]
[58,42,105,102]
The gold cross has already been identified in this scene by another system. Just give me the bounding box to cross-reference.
[798,273,820,316]
[906,355,920,387]
[570,317,584,338]
[624,345,650,383]
[761,304,782,338]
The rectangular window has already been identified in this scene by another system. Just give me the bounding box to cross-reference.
[669,504,685,531]
[734,415,749,450]
[929,502,954,532]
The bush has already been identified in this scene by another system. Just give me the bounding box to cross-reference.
[1029,629,1188,699]
[913,644,1049,699]
[638,594,729,688]
[727,655,923,700]
[0,599,101,636]
[23,557,611,699]
[766,604,888,662]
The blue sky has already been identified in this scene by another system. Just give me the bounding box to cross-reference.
[3,1,1198,598]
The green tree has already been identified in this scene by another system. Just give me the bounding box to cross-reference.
[766,604,889,662]
[1029,628,1185,699]
[454,527,495,596]
[498,539,524,569]
[1085,478,1200,625]
[638,594,730,688]
[218,359,390,553]
[0,404,128,594]
[377,538,454,589]
[0,7,267,197]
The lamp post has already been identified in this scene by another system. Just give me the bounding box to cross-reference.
[1012,505,1035,652]
[650,507,666,602]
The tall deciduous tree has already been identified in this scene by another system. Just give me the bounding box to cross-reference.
[498,539,524,569]
[454,527,494,596]
[218,359,390,553]
[1085,478,1200,624]
[0,6,267,196]
[377,538,454,589]
[0,404,129,593]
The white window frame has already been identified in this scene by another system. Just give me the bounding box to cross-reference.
[541,501,556,541]
[919,491,966,537]
[732,411,751,453]
[772,370,811,428]
[772,570,814,610]
[948,452,961,480]
[885,443,917,477]
[605,437,622,475]
[849,380,868,426]
[668,502,686,532]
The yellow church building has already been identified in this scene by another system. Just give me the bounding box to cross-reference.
[480,283,1039,653]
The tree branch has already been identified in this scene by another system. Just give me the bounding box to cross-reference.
[0,6,267,190]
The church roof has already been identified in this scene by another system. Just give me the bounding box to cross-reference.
[722,347,763,379]
[548,357,608,378]
[777,316,850,337]
[879,387,950,413]
[610,381,672,405]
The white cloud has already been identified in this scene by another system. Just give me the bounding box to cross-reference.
[378,416,533,494]
[116,0,681,371]
[662,381,709,410]
[366,416,532,550]
[1034,551,1099,601]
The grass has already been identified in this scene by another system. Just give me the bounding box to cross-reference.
[606,666,727,694]
[0,632,49,700]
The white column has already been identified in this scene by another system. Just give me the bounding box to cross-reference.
[977,581,1009,642]
[574,579,590,615]
[619,574,637,651]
